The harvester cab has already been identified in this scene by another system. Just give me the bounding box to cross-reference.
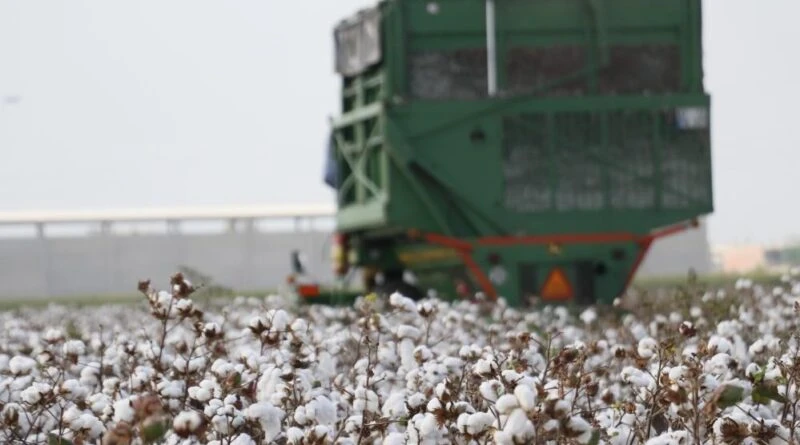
[312,0,712,308]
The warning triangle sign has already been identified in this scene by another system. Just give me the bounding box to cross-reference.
[540,267,573,300]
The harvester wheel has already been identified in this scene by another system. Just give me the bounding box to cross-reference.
[375,279,425,301]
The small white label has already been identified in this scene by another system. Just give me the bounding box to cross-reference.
[489,266,508,285]
[676,107,709,130]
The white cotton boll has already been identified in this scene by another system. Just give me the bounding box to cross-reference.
[188,379,220,403]
[80,365,100,386]
[381,392,408,419]
[383,432,407,445]
[567,416,594,444]
[553,399,571,418]
[716,321,740,339]
[9,356,36,375]
[454,413,470,435]
[175,298,193,313]
[112,398,135,423]
[307,396,338,425]
[390,293,417,312]
[397,338,417,371]
[645,430,691,445]
[286,427,305,444]
[414,345,433,363]
[466,412,495,436]
[58,379,89,402]
[187,356,206,373]
[63,339,86,356]
[629,323,649,341]
[418,413,440,439]
[62,405,83,425]
[246,402,285,442]
[504,408,535,442]
[426,397,443,413]
[501,369,523,383]
[764,363,783,382]
[212,414,233,435]
[396,325,422,340]
[157,380,185,398]
[354,388,380,413]
[294,406,309,426]
[474,358,497,376]
[621,367,653,388]
[43,329,65,343]
[211,359,235,378]
[405,393,426,410]
[443,356,464,373]
[479,380,502,402]
[708,336,733,355]
[580,308,597,325]
[494,430,514,445]
[310,425,331,442]
[668,366,690,385]
[766,337,781,352]
[749,339,767,355]
[87,393,110,416]
[230,434,256,445]
[705,353,735,376]
[173,357,188,372]
[514,384,536,412]
[189,386,212,403]
[205,399,224,418]
[459,344,482,361]
[638,337,658,359]
[496,394,519,414]
[744,362,760,377]
[268,309,290,332]
[344,414,363,435]
[172,411,203,433]
[20,382,51,405]
[76,413,105,438]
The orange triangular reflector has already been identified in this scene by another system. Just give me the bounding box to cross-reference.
[540,267,573,300]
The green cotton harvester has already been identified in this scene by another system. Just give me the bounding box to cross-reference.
[303,0,712,307]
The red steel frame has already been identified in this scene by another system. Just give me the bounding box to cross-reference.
[407,219,699,301]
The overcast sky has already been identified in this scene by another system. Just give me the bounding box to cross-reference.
[0,1,797,246]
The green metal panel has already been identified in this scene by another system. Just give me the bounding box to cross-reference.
[387,96,712,237]
[327,0,712,306]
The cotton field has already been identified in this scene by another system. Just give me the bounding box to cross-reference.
[1,273,800,445]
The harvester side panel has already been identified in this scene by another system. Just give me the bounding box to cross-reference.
[326,0,712,305]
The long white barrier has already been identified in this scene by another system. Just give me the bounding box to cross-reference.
[0,205,714,299]
[0,204,338,239]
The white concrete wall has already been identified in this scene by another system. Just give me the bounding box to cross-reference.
[637,219,714,278]
[0,221,712,300]
[0,231,336,299]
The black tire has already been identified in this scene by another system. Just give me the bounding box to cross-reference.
[375,279,426,301]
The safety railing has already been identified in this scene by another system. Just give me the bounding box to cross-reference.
[0,204,337,239]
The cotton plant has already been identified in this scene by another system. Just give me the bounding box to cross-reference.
[4,273,800,443]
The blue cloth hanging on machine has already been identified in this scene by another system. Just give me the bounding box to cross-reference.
[323,133,338,189]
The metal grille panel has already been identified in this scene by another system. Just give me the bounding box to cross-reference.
[553,112,605,211]
[599,45,681,94]
[408,49,488,100]
[506,46,587,96]
[660,112,712,208]
[502,114,551,212]
[607,111,656,210]
[501,109,710,213]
